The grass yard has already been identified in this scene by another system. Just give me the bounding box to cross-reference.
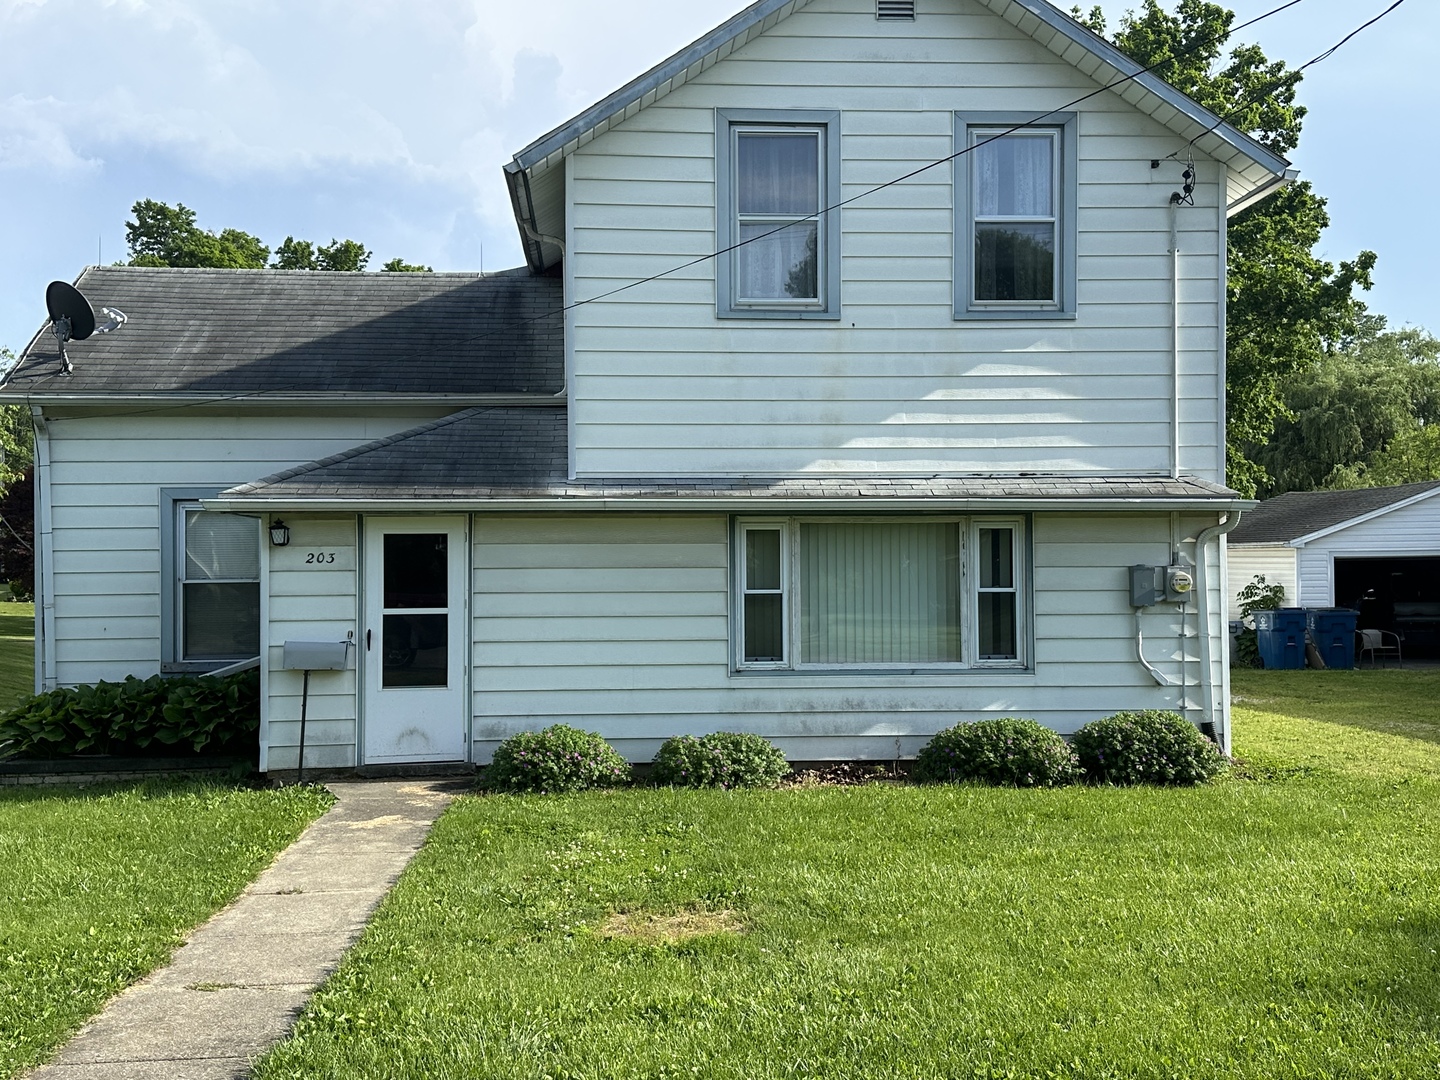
[0,602,34,710]
[0,780,333,1079]
[254,670,1440,1080]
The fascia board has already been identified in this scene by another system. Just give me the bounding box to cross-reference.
[1289,487,1440,547]
[203,495,1253,514]
[980,0,1291,182]
[509,0,809,172]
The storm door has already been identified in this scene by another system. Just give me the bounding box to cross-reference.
[362,517,467,763]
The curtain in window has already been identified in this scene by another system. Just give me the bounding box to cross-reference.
[799,523,961,664]
[974,133,1052,216]
[737,133,818,215]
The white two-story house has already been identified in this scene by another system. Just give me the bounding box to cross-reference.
[3,0,1291,772]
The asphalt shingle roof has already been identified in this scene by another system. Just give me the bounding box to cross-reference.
[220,407,1244,505]
[1229,481,1440,544]
[4,266,562,396]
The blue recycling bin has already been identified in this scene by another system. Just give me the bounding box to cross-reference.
[1306,608,1359,670]
[1254,608,1307,669]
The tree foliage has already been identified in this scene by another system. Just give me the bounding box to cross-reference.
[1253,324,1440,493]
[382,257,433,273]
[0,349,32,495]
[1073,1,1377,496]
[125,200,416,274]
[273,236,372,272]
[126,200,269,269]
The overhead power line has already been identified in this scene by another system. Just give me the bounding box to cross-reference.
[25,0,1412,425]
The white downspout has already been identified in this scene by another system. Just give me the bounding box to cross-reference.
[30,407,57,691]
[1195,511,1243,754]
[1169,196,1182,480]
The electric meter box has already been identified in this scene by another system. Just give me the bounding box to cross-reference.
[1130,562,1195,607]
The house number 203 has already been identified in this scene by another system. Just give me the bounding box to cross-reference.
[304,551,337,565]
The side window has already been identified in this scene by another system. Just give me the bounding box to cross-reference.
[954,112,1077,319]
[740,523,787,665]
[162,489,261,671]
[716,109,841,319]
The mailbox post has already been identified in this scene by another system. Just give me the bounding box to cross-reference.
[281,637,353,783]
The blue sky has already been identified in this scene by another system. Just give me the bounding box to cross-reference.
[0,0,1430,354]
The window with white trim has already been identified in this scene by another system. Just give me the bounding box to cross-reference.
[716,109,841,319]
[175,503,260,665]
[735,518,1027,670]
[954,112,1077,319]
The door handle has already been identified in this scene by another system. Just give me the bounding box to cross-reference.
[366,629,372,650]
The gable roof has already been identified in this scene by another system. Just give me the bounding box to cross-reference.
[1,266,564,401]
[210,405,1250,512]
[506,0,1294,271]
[1228,481,1440,545]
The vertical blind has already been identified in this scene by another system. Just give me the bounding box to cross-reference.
[799,522,961,664]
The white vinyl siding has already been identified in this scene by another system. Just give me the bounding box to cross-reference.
[263,516,360,772]
[470,512,1229,763]
[1225,545,1296,621]
[566,0,1226,479]
[38,408,447,689]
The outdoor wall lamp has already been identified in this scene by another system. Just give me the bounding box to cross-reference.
[269,519,291,547]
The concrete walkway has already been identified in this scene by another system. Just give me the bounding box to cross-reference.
[29,779,462,1080]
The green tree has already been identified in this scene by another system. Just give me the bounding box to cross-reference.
[1073,1,1376,496]
[382,257,433,273]
[125,199,269,268]
[272,236,317,270]
[0,349,32,493]
[1258,325,1440,494]
[315,239,370,272]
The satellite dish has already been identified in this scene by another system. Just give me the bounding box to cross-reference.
[43,280,126,376]
[46,281,96,341]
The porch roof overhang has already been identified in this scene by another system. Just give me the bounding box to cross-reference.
[204,403,1252,516]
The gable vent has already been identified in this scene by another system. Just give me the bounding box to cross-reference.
[877,0,916,20]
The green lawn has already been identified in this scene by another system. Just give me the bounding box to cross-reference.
[0,781,333,1079]
[0,602,34,709]
[251,670,1440,1080]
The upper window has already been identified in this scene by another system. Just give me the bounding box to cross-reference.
[954,112,1077,320]
[162,489,261,671]
[716,109,841,320]
[736,518,1027,671]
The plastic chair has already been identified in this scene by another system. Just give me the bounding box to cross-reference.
[1357,628,1402,668]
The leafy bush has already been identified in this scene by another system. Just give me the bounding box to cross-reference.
[1072,710,1227,786]
[651,731,790,789]
[484,724,630,794]
[0,670,260,760]
[913,718,1080,787]
[1233,574,1286,668]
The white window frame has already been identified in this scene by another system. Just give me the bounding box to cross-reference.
[732,516,1029,672]
[715,108,842,320]
[160,488,261,672]
[738,521,789,668]
[953,111,1078,320]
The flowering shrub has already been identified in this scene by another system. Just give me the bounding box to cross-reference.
[912,718,1080,787]
[1072,710,1227,786]
[483,725,631,794]
[651,731,790,789]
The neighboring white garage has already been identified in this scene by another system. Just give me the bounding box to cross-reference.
[1227,481,1440,657]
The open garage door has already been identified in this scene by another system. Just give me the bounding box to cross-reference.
[1335,556,1440,659]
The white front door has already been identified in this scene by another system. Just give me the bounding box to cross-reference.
[362,516,467,763]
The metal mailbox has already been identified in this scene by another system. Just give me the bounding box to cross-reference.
[282,640,352,671]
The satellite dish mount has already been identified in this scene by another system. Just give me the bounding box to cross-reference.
[45,280,126,376]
